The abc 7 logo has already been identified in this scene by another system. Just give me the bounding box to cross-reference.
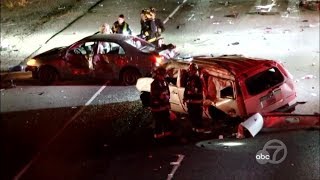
[256,139,287,164]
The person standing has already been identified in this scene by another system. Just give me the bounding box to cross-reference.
[183,63,205,132]
[150,7,165,38]
[139,9,150,39]
[144,8,165,47]
[150,66,172,138]
[112,14,132,35]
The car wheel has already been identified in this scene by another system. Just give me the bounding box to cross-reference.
[38,66,58,85]
[32,70,38,79]
[120,68,141,85]
[140,91,151,107]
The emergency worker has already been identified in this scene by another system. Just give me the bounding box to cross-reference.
[150,7,165,38]
[183,63,205,132]
[144,11,158,45]
[139,9,150,39]
[150,66,172,138]
[112,14,132,35]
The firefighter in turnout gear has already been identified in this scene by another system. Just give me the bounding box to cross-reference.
[183,63,205,132]
[112,14,132,35]
[150,66,172,138]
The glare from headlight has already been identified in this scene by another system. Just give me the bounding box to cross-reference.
[219,142,244,147]
[27,59,37,66]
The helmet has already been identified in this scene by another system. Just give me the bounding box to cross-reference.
[188,63,198,72]
[153,66,167,77]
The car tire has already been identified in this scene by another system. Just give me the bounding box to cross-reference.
[32,70,38,79]
[120,68,141,85]
[38,66,58,85]
[140,91,151,107]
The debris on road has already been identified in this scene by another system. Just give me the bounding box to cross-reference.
[311,93,317,97]
[10,79,16,88]
[302,19,309,22]
[224,12,239,18]
[301,74,317,79]
[239,113,320,138]
[263,113,320,130]
[299,0,320,11]
[231,42,240,45]
[227,19,234,24]
[58,6,66,10]
[300,25,310,28]
[209,15,214,19]
[38,92,44,95]
[218,1,231,6]
[283,29,291,33]
[255,0,277,13]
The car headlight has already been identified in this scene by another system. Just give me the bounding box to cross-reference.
[27,59,37,66]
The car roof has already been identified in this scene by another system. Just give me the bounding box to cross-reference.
[82,34,131,42]
[172,55,276,79]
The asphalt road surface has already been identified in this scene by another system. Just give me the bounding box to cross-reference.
[1,0,319,179]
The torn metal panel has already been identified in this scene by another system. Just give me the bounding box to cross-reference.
[262,113,320,130]
[240,113,319,138]
[241,113,264,137]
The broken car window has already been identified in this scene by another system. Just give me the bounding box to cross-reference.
[220,86,234,99]
[124,36,155,53]
[108,42,125,55]
[245,67,284,96]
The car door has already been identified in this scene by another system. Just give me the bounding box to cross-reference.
[93,41,126,79]
[64,41,94,78]
[203,75,238,119]
[168,68,188,113]
[169,85,187,113]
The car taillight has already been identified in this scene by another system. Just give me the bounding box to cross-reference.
[152,56,163,66]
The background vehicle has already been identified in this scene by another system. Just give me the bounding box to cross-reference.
[136,55,297,121]
[25,34,165,85]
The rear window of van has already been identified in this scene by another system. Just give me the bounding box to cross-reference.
[245,67,284,95]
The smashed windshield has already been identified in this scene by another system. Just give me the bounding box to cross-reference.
[125,36,156,53]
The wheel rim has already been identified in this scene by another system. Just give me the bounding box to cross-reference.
[39,67,56,84]
[122,69,140,85]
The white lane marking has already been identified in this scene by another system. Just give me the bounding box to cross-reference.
[167,154,185,180]
[14,84,108,180]
[163,0,188,24]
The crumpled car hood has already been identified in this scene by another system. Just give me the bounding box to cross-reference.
[34,46,67,60]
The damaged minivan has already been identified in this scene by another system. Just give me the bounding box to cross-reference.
[136,55,297,121]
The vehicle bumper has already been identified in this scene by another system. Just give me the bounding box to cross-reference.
[25,65,38,72]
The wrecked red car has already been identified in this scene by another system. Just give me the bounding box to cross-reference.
[136,55,297,121]
[25,34,166,85]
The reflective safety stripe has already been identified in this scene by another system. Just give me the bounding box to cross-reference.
[148,37,157,43]
[186,100,203,104]
[123,23,127,33]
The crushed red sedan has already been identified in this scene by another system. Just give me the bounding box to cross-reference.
[25,34,166,85]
